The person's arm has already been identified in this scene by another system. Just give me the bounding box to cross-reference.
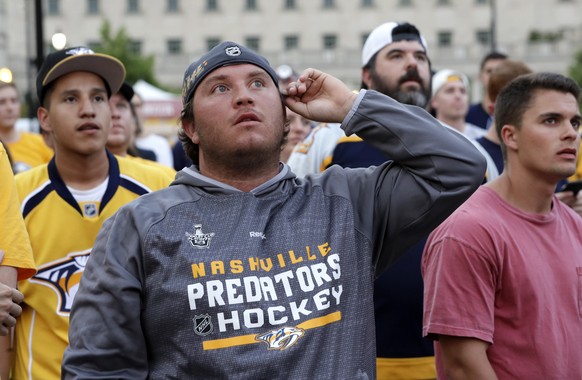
[0,252,21,336]
[0,142,36,282]
[0,251,23,380]
[286,69,487,271]
[438,335,498,380]
[0,334,11,380]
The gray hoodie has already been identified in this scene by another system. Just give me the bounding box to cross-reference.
[63,90,486,379]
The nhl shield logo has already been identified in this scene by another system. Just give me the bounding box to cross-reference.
[83,203,98,217]
[193,314,213,336]
[225,46,241,57]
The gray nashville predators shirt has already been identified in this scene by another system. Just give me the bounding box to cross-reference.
[63,90,486,379]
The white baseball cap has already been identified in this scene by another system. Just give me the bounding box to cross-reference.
[431,69,469,97]
[362,22,428,67]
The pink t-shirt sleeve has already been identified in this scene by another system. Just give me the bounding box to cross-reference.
[422,212,498,344]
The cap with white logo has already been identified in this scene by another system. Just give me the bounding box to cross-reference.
[36,46,125,104]
[182,41,279,105]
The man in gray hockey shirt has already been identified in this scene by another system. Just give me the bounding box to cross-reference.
[62,41,486,379]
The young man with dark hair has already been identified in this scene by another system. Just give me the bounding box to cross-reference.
[8,47,171,379]
[423,72,582,379]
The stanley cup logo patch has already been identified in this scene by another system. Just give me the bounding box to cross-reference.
[186,224,215,249]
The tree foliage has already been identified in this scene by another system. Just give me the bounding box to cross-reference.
[569,49,582,93]
[93,20,158,86]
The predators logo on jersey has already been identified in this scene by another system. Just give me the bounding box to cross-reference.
[29,249,91,316]
[255,327,305,350]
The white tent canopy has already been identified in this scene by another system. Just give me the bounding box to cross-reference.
[133,79,179,101]
[132,80,181,119]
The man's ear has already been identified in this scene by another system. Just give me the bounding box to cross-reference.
[361,67,372,89]
[182,119,200,144]
[501,124,518,151]
[37,106,51,133]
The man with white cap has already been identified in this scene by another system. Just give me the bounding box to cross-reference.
[431,69,486,140]
[360,21,431,107]
[288,21,432,178]
[328,22,437,379]
[6,47,171,379]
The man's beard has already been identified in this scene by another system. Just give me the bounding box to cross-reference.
[370,68,430,108]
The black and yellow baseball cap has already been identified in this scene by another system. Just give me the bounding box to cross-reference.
[36,46,125,104]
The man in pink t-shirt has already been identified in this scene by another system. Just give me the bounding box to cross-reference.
[422,72,582,380]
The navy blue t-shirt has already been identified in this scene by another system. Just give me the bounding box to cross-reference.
[466,102,490,130]
[330,140,434,359]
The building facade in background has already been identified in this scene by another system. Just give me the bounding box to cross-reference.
[1,0,581,105]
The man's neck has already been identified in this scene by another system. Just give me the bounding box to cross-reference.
[487,169,557,214]
[54,149,110,190]
[199,161,280,192]
[438,115,465,133]
[484,120,500,144]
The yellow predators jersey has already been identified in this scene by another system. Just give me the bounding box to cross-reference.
[13,152,172,380]
[124,154,177,180]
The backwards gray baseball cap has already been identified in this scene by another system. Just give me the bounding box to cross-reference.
[181,41,279,105]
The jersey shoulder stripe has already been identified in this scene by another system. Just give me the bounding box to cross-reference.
[119,175,151,196]
[115,154,173,191]
[21,180,53,219]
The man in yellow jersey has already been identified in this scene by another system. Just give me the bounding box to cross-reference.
[0,141,36,380]
[6,47,172,380]
[0,82,53,173]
